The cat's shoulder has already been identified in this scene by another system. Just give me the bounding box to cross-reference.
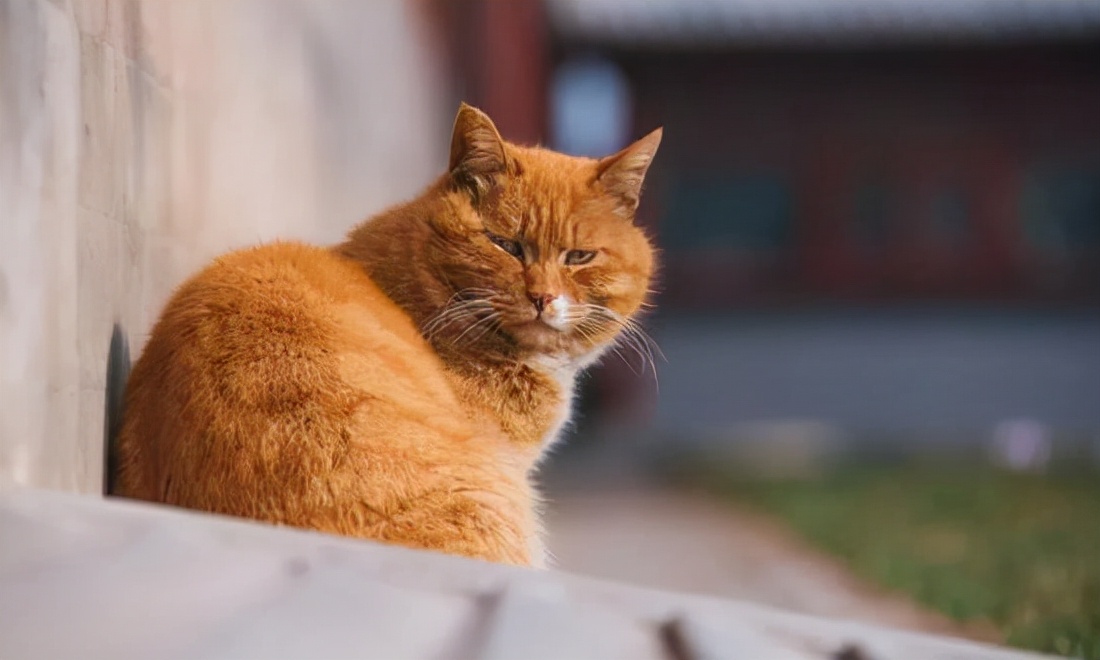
[176,240,371,298]
[149,241,385,338]
[204,240,340,278]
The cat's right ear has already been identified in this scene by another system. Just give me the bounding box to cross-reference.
[449,103,508,201]
[596,127,663,218]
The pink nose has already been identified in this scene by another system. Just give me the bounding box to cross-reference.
[528,292,555,313]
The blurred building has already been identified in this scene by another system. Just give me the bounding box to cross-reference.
[558,0,1100,309]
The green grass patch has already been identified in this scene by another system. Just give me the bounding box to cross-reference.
[695,462,1100,658]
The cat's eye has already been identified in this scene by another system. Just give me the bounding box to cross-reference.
[564,249,597,266]
[486,233,524,260]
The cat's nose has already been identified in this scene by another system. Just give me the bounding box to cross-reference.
[528,292,556,314]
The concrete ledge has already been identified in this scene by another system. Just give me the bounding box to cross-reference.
[0,488,1050,660]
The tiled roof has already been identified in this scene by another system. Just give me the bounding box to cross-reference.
[545,0,1100,47]
[0,488,1049,659]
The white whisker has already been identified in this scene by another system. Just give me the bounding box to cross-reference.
[452,311,500,346]
[572,301,662,388]
[421,287,505,347]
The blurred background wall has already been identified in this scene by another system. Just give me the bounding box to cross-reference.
[0,0,449,492]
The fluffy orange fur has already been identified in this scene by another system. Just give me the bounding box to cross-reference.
[113,104,662,567]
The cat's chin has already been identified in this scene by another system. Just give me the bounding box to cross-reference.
[507,321,584,356]
[506,324,611,367]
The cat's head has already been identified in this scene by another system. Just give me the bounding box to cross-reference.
[426,103,661,364]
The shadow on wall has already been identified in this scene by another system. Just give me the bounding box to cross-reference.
[102,324,130,496]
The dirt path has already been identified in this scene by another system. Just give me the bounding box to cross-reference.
[545,488,998,643]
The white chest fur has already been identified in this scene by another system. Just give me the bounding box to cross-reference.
[528,354,579,452]
[527,343,613,452]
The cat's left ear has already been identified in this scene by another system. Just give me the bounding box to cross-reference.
[596,127,663,217]
[449,103,508,202]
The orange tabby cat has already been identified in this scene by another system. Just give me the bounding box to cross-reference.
[113,104,661,567]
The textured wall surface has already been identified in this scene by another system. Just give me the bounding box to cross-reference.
[0,0,447,493]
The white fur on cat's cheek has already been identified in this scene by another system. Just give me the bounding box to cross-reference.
[540,296,571,331]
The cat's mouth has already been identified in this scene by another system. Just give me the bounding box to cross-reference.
[518,317,567,334]
[432,289,597,353]
[507,310,567,336]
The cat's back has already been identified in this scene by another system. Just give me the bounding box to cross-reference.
[158,240,423,351]
[134,240,437,397]
[114,241,463,511]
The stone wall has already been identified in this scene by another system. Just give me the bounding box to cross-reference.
[0,0,448,493]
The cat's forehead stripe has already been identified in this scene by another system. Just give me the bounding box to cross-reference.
[512,173,579,249]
